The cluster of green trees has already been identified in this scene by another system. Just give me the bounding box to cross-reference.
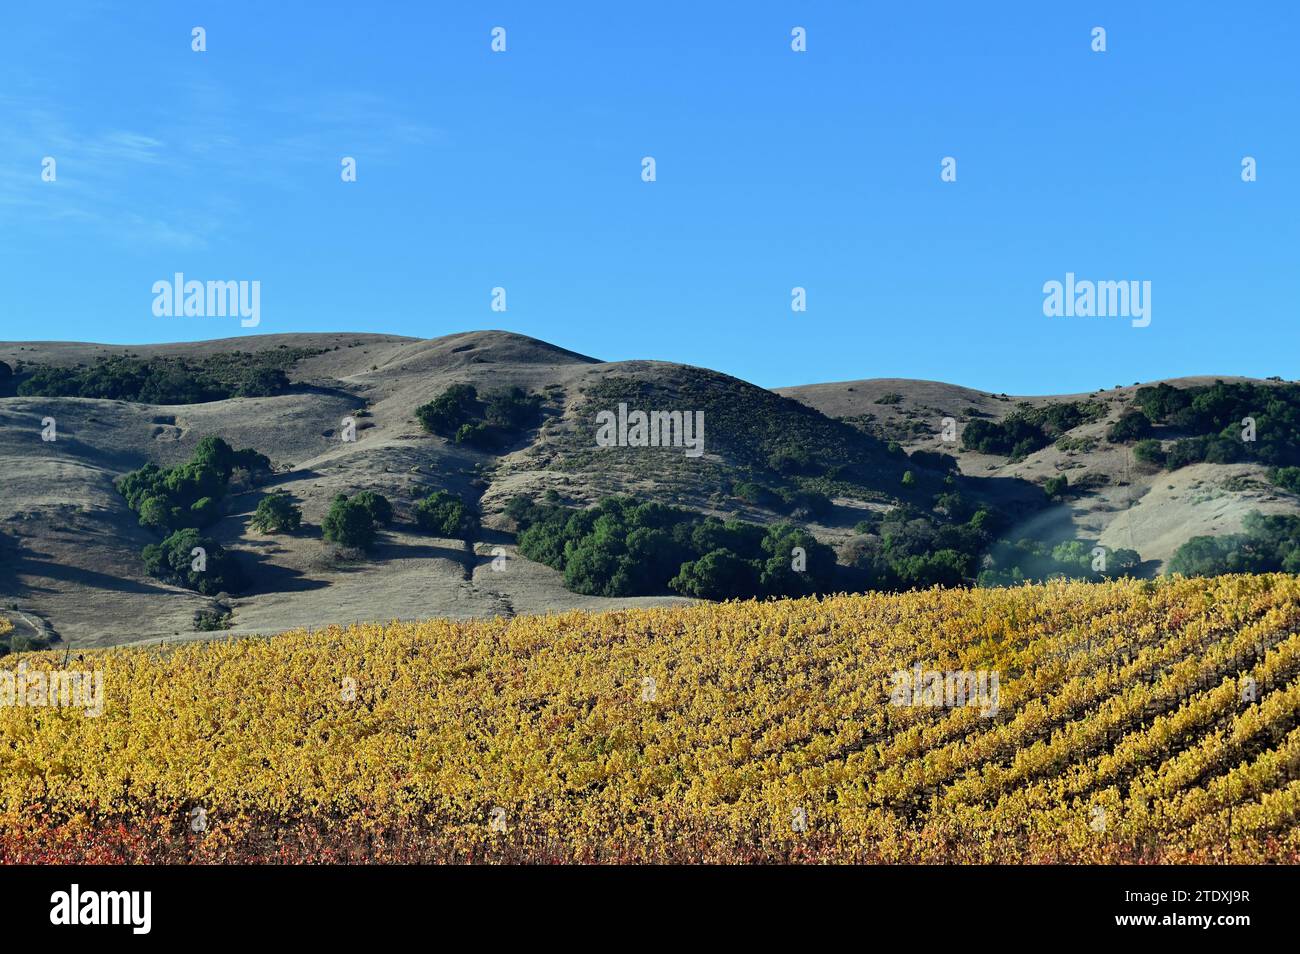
[1115,381,1300,471]
[118,437,270,534]
[142,528,245,595]
[840,491,1144,590]
[118,437,270,594]
[1168,511,1300,576]
[841,501,1000,589]
[14,348,318,404]
[508,496,836,600]
[505,481,1151,602]
[961,402,1105,458]
[977,538,1142,586]
[319,488,480,549]
[415,384,543,450]
[1127,432,1241,470]
[131,470,477,573]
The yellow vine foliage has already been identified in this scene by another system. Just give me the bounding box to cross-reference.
[2,575,1300,862]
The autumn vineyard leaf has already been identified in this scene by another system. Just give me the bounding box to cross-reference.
[2,575,1300,863]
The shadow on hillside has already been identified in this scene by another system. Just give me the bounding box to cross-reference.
[12,553,176,595]
[0,426,145,476]
[0,534,32,599]
[963,473,1049,511]
[260,469,323,489]
[289,383,359,404]
[235,556,331,594]
[372,538,473,565]
[477,527,516,547]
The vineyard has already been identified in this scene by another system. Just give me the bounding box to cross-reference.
[2,575,1300,863]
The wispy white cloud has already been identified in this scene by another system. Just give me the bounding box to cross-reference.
[0,92,203,249]
[80,131,166,165]
[0,82,444,250]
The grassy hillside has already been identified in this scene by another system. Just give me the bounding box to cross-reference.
[3,331,1297,647]
[778,375,1300,568]
[0,332,1039,646]
[3,575,1299,863]
[550,366,909,498]
[0,333,672,645]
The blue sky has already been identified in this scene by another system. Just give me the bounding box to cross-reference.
[0,1,1295,393]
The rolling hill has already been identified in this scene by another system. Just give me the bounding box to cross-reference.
[1,331,1296,648]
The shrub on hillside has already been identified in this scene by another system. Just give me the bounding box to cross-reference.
[415,383,543,450]
[136,494,176,532]
[767,446,812,475]
[1271,466,1300,494]
[962,417,1042,456]
[1167,535,1262,577]
[352,490,393,527]
[732,481,781,509]
[414,491,479,539]
[189,496,220,526]
[142,529,244,595]
[483,387,543,431]
[1133,439,1166,468]
[1164,434,1243,470]
[891,549,971,588]
[779,487,833,520]
[1165,436,1208,469]
[932,491,974,521]
[322,494,380,550]
[756,524,837,597]
[454,422,496,449]
[250,492,302,533]
[961,402,1104,458]
[415,383,479,437]
[977,538,1141,586]
[1107,410,1153,443]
